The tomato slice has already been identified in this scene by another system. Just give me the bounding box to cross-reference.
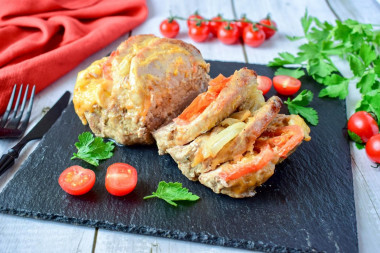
[105,163,138,196]
[58,166,96,195]
[257,76,272,95]
[176,74,230,123]
[220,144,275,181]
[273,75,301,96]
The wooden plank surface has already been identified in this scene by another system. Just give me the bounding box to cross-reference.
[0,0,379,252]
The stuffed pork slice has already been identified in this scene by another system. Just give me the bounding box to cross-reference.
[153,68,264,154]
[74,35,210,145]
[198,114,310,198]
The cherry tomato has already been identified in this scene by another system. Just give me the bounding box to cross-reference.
[58,166,95,196]
[348,111,379,143]
[188,24,210,42]
[217,22,239,45]
[242,25,266,47]
[105,163,138,196]
[257,17,277,39]
[209,15,223,36]
[159,19,180,38]
[273,75,301,95]
[236,16,250,35]
[187,12,204,27]
[366,134,380,163]
[257,76,272,95]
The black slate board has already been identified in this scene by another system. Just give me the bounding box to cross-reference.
[0,61,357,252]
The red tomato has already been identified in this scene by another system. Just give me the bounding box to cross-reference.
[348,111,379,143]
[236,16,250,35]
[217,22,239,45]
[366,134,380,163]
[273,75,301,95]
[188,24,210,42]
[257,18,277,39]
[187,13,204,27]
[209,15,223,36]
[105,163,138,196]
[242,25,266,47]
[257,76,272,95]
[159,19,180,38]
[58,166,95,196]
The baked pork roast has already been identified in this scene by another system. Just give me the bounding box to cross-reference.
[153,68,311,198]
[73,35,210,145]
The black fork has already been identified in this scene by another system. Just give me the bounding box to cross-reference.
[0,84,35,138]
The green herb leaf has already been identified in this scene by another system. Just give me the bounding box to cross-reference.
[301,9,313,34]
[356,70,376,94]
[355,142,366,150]
[319,82,349,99]
[348,54,366,77]
[284,90,319,125]
[348,130,363,143]
[359,43,377,67]
[143,181,200,207]
[356,90,380,124]
[286,35,304,41]
[268,52,298,67]
[71,132,115,166]
[274,68,305,79]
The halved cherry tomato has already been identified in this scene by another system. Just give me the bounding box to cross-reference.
[257,17,277,40]
[348,111,379,143]
[273,75,301,95]
[105,163,138,196]
[217,22,240,45]
[242,25,266,47]
[159,19,180,38]
[188,23,210,42]
[257,76,272,95]
[366,134,380,163]
[209,15,223,36]
[59,166,95,195]
[236,15,250,35]
[177,74,230,123]
[187,12,204,27]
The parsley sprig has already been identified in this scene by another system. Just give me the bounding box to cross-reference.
[144,181,200,207]
[71,132,115,166]
[269,10,380,125]
[284,90,318,126]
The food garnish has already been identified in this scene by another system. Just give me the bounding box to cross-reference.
[284,90,318,126]
[143,181,200,206]
[59,166,96,195]
[105,163,138,196]
[71,132,115,166]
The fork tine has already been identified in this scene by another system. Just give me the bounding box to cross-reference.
[12,84,23,119]
[19,85,35,132]
[0,85,17,128]
[12,84,29,127]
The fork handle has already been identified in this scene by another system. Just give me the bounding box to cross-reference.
[0,140,27,176]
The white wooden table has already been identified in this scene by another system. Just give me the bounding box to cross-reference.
[1,1,379,252]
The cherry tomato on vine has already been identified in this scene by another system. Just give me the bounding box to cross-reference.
[59,166,95,196]
[257,16,277,39]
[242,25,266,47]
[159,19,180,38]
[217,22,239,44]
[188,23,210,42]
[257,76,272,95]
[366,134,380,164]
[187,12,204,27]
[273,75,301,95]
[209,15,223,36]
[236,15,250,35]
[348,111,379,143]
[105,163,138,196]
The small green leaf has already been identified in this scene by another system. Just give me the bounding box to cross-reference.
[307,58,337,78]
[348,54,366,77]
[319,81,349,99]
[348,130,363,143]
[284,90,318,125]
[301,9,313,34]
[359,43,376,67]
[274,68,305,79]
[291,90,313,106]
[355,142,366,150]
[286,35,304,41]
[356,90,380,124]
[356,71,376,94]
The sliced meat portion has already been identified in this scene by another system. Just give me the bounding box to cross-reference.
[153,68,264,154]
[74,35,210,145]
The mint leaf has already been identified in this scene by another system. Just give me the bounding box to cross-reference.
[348,130,363,143]
[144,181,200,207]
[274,68,305,79]
[71,132,115,166]
[284,90,319,125]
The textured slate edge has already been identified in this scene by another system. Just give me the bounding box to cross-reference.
[0,207,322,253]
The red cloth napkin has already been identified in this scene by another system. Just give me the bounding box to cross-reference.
[0,0,148,114]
